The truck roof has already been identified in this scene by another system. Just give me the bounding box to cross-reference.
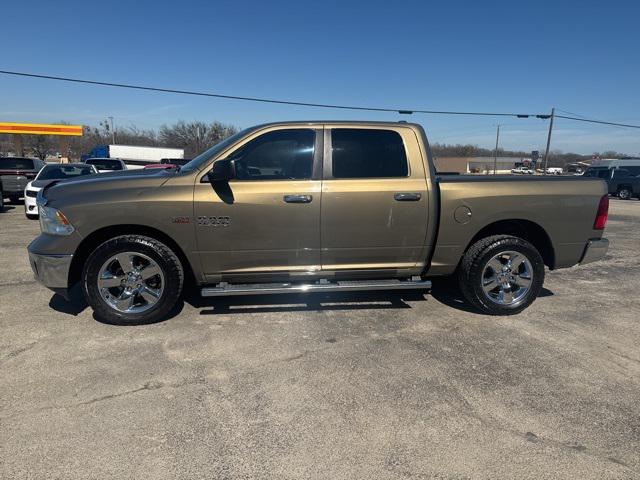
[249,120,423,129]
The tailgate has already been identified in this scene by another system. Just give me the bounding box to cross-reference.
[0,172,30,192]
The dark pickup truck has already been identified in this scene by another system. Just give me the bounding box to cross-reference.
[608,170,640,200]
[0,157,46,203]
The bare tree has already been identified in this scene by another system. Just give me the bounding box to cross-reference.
[25,134,56,160]
[159,121,238,157]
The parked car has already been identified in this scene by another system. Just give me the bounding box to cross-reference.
[24,163,98,218]
[545,167,563,175]
[602,169,640,199]
[0,157,46,203]
[28,121,609,325]
[84,158,127,173]
[511,166,534,175]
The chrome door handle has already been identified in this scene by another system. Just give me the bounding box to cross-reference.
[394,192,421,201]
[284,194,313,203]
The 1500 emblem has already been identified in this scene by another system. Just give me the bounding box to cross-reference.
[197,216,231,227]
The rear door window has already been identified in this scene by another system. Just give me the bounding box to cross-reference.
[330,129,408,179]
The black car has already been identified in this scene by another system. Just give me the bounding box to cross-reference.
[0,157,46,203]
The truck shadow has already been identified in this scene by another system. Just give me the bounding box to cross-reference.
[187,289,424,315]
[49,285,88,316]
[48,281,555,324]
[429,276,554,314]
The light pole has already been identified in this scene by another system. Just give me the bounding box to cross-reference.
[542,107,555,175]
[108,116,115,144]
[493,124,501,175]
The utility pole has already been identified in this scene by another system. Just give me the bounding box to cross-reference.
[542,107,555,175]
[108,116,115,144]
[493,124,501,174]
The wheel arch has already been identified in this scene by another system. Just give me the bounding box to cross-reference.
[68,224,196,288]
[465,219,555,269]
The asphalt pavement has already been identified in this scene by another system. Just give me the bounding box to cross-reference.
[1,199,639,479]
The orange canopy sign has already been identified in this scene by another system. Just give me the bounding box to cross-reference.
[0,122,83,136]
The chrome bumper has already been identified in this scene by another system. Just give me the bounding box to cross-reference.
[580,238,609,265]
[28,249,73,290]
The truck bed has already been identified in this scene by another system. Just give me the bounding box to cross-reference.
[427,175,607,275]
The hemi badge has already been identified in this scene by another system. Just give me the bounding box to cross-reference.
[171,216,191,224]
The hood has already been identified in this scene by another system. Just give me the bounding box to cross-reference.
[43,168,176,203]
[31,179,58,189]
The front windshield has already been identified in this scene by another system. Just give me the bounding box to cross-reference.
[179,128,254,174]
[37,164,96,180]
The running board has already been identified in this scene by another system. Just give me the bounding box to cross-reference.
[201,278,431,297]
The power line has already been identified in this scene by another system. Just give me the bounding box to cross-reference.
[0,69,547,119]
[556,108,591,120]
[3,69,639,129]
[555,110,640,129]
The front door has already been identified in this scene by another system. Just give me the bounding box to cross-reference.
[321,126,429,271]
[194,127,323,280]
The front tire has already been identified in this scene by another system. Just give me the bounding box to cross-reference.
[458,235,545,315]
[82,235,184,325]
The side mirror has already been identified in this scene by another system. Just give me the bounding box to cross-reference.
[208,159,235,182]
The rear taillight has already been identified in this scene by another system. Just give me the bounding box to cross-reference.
[594,195,609,230]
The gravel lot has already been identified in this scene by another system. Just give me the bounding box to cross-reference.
[1,199,639,479]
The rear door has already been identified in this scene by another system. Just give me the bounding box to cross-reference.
[320,126,429,271]
[194,127,323,279]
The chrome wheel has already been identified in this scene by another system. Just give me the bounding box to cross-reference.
[481,250,533,306]
[618,189,631,200]
[97,252,164,313]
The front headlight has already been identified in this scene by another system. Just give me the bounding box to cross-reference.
[39,205,75,236]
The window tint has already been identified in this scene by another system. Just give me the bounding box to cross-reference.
[613,169,629,178]
[331,129,408,178]
[228,129,315,180]
[0,158,35,169]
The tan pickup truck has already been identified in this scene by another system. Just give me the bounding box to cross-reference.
[28,121,609,324]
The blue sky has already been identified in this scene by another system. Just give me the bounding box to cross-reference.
[1,0,639,154]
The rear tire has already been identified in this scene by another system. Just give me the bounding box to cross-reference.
[618,187,632,200]
[82,235,184,325]
[458,235,545,315]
